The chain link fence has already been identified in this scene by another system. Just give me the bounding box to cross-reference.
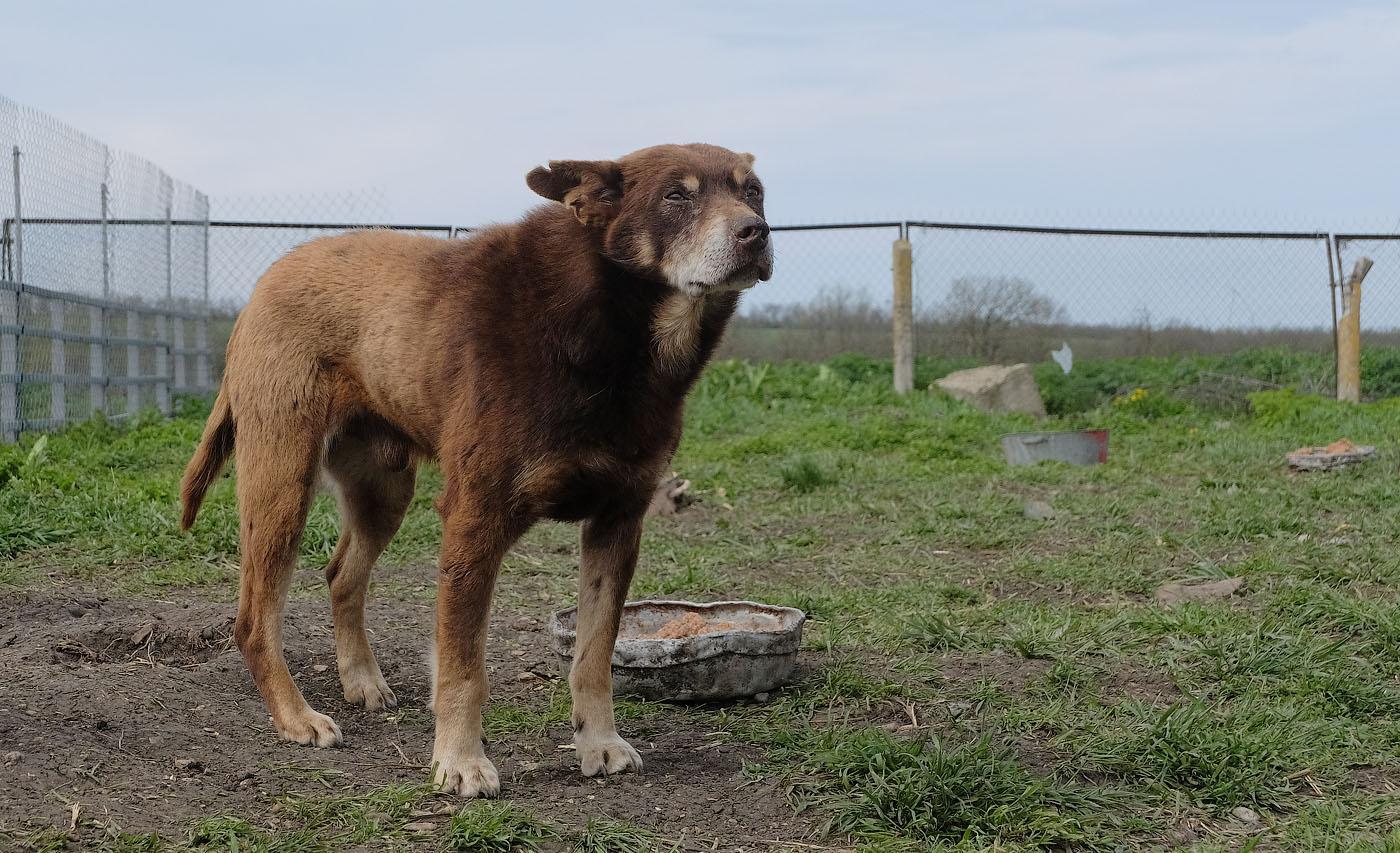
[200,193,464,378]
[727,223,1358,367]
[199,220,1363,366]
[1,95,212,440]
[726,223,902,361]
[907,223,1346,364]
[1336,233,1400,349]
[6,92,1400,442]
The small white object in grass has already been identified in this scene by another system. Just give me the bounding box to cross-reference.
[1050,342,1073,374]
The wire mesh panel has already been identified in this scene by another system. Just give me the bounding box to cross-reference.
[2,97,108,432]
[206,191,405,314]
[171,183,211,394]
[722,224,901,361]
[1335,236,1400,342]
[908,224,1334,363]
[203,194,456,381]
[0,94,213,440]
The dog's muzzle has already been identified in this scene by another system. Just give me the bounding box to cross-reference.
[734,216,773,284]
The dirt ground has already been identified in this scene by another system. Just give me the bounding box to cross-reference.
[0,575,820,850]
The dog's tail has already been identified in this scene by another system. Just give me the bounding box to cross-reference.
[180,387,235,532]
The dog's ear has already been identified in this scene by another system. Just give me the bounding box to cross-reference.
[526,159,623,228]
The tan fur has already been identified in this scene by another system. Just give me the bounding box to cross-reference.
[652,291,708,371]
[630,233,656,267]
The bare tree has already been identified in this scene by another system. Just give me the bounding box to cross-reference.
[937,276,1066,362]
[1130,306,1155,356]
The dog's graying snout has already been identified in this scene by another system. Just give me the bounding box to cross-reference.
[734,217,770,249]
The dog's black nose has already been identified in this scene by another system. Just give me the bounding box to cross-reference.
[735,217,770,249]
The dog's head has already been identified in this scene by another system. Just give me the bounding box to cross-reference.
[527,143,772,297]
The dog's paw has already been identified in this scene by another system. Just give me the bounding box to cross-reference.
[342,668,397,711]
[277,708,344,748]
[576,732,643,777]
[431,752,501,798]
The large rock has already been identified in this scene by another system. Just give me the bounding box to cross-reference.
[934,364,1046,416]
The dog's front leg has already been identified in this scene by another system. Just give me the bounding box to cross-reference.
[570,510,646,777]
[430,505,522,797]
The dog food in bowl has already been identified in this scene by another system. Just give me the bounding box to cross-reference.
[549,600,805,701]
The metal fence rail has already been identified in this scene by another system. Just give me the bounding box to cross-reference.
[186,215,1397,381]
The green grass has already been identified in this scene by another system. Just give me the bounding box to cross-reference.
[572,818,670,853]
[5,347,1400,849]
[778,455,839,493]
[441,802,558,852]
[781,729,1131,848]
[7,790,671,852]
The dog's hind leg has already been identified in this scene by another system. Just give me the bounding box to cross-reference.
[323,432,416,711]
[569,510,646,777]
[232,416,342,747]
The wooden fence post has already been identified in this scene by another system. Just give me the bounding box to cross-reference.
[1336,257,1372,403]
[892,232,914,394]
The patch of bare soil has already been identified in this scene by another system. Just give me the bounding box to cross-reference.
[1100,663,1182,706]
[937,650,1054,695]
[0,583,816,850]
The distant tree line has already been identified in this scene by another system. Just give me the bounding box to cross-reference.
[723,278,1357,364]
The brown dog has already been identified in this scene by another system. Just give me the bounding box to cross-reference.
[179,144,771,797]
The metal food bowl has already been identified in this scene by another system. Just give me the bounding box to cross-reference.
[548,600,806,702]
[1001,429,1108,466]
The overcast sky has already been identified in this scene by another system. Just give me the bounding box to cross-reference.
[6,0,1400,231]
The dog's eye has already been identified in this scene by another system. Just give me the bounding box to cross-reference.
[745,184,762,199]
[665,190,688,202]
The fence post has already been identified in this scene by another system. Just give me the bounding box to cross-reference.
[0,287,13,441]
[49,299,65,427]
[173,315,186,392]
[197,201,210,390]
[165,202,173,303]
[2,146,22,442]
[892,226,914,394]
[88,304,103,417]
[126,308,140,414]
[1336,257,1372,403]
[93,175,109,416]
[154,314,169,414]
[157,201,172,414]
[1327,236,1339,396]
